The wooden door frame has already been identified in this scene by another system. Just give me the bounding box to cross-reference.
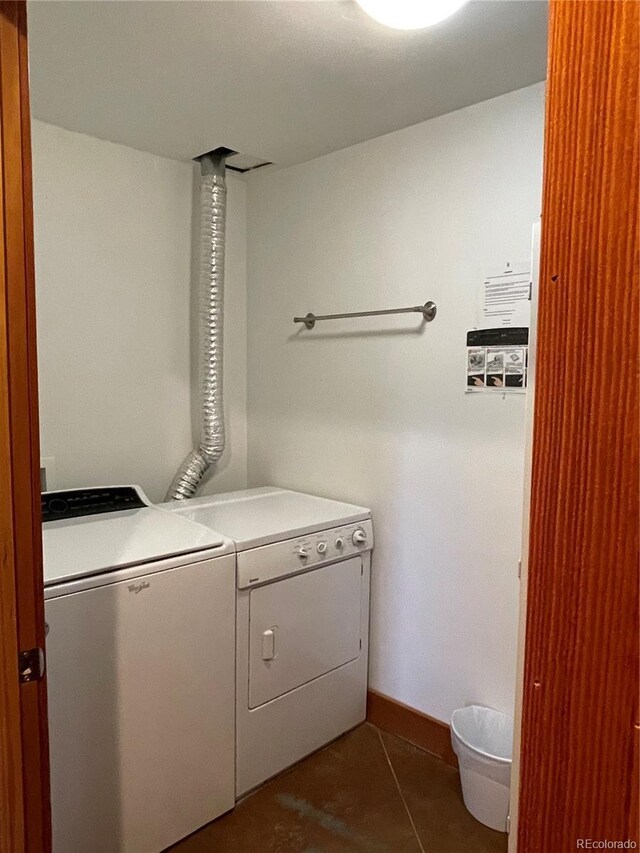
[0,2,637,852]
[0,3,50,852]
[514,1,639,849]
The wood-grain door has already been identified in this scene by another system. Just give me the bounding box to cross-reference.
[516,1,639,849]
[0,3,51,852]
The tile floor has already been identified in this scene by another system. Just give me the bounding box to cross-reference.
[171,724,507,853]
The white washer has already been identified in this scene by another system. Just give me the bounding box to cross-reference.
[164,487,373,796]
[43,486,236,853]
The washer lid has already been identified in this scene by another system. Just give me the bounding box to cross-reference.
[43,505,228,587]
[163,487,370,550]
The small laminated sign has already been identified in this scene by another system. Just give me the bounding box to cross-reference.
[466,327,528,393]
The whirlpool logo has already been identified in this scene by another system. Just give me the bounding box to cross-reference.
[128,581,150,594]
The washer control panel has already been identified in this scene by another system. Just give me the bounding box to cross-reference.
[237,519,373,589]
[41,486,147,522]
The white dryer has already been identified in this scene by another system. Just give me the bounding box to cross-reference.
[165,487,373,796]
[43,486,236,853]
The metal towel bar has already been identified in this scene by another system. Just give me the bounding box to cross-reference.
[294,301,437,329]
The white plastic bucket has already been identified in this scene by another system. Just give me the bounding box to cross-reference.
[450,705,513,832]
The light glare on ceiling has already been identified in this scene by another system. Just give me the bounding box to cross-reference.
[355,0,469,30]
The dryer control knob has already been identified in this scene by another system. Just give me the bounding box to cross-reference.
[352,529,367,546]
[335,536,345,550]
[317,541,328,555]
[296,546,309,559]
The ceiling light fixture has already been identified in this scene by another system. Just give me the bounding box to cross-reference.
[355,0,468,30]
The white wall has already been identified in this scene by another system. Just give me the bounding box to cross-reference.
[246,84,545,722]
[32,120,247,503]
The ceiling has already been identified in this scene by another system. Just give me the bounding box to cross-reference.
[28,0,548,169]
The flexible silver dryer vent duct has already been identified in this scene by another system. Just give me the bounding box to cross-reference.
[166,149,230,500]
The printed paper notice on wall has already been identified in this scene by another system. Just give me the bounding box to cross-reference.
[466,327,528,394]
[479,264,531,329]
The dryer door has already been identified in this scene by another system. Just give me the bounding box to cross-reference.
[248,557,362,709]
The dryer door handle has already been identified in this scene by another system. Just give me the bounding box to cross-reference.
[262,627,277,661]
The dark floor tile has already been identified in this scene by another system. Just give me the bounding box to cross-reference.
[380,731,507,853]
[171,724,422,853]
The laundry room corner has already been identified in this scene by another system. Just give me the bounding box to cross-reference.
[31,119,249,503]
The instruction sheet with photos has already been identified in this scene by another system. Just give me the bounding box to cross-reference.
[466,327,529,393]
[466,263,531,394]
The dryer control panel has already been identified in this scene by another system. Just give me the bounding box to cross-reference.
[237,519,374,589]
